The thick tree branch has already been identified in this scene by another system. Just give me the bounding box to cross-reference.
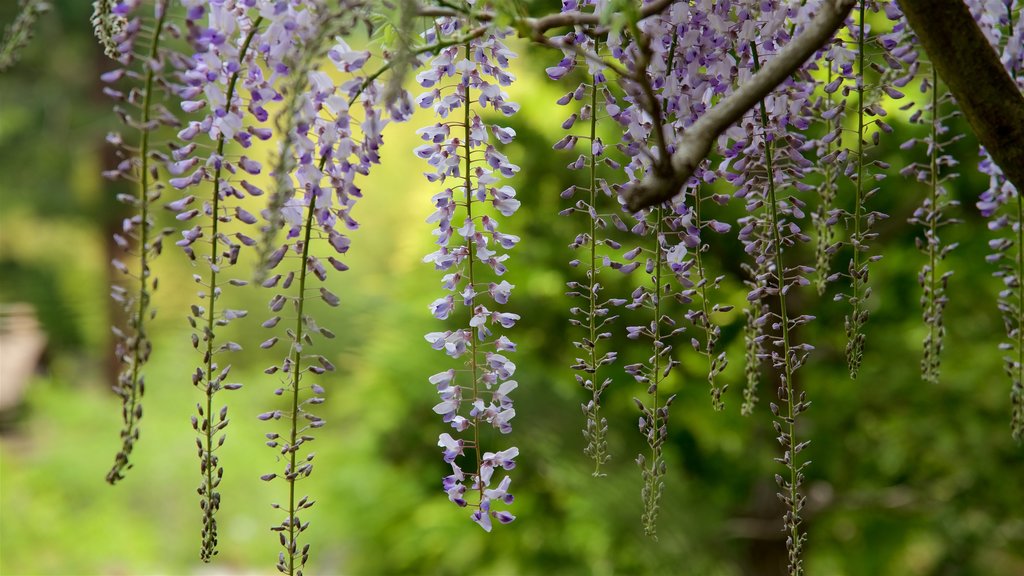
[622,0,856,212]
[899,0,1024,197]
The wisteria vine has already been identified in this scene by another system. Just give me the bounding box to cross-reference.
[550,4,621,476]
[418,12,521,531]
[102,0,177,485]
[77,0,1024,573]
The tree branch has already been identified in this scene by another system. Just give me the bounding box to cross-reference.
[415,0,674,41]
[621,0,856,212]
[899,0,1024,197]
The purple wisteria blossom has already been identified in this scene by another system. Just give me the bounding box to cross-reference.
[967,0,1024,442]
[901,40,962,386]
[256,3,404,572]
[605,0,741,537]
[549,0,622,476]
[832,0,912,380]
[641,1,734,411]
[101,0,182,486]
[417,10,520,531]
[705,3,819,572]
[171,0,281,560]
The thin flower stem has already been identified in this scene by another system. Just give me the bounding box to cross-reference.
[284,189,317,576]
[692,185,725,410]
[462,41,484,503]
[924,66,941,385]
[198,19,262,563]
[753,42,805,576]
[640,205,666,540]
[847,0,867,380]
[1014,29,1024,443]
[586,82,599,467]
[815,65,836,296]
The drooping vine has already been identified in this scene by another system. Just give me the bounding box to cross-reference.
[839,0,912,379]
[550,7,622,476]
[101,0,177,486]
[418,10,521,531]
[731,6,818,569]
[810,32,854,296]
[171,1,280,559]
[256,4,401,573]
[971,0,1024,442]
[904,64,961,385]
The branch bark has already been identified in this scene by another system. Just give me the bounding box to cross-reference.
[622,0,856,211]
[899,0,1024,197]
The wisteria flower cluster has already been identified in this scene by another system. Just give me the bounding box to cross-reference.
[831,0,914,379]
[720,7,819,571]
[171,1,279,558]
[253,3,407,573]
[417,11,521,532]
[966,0,1024,442]
[902,65,962,386]
[549,1,623,476]
[101,0,181,486]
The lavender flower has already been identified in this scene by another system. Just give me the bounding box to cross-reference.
[417,11,520,530]
[903,64,962,386]
[103,0,180,486]
[172,1,275,560]
[968,0,1024,442]
[549,2,621,476]
[255,3,401,574]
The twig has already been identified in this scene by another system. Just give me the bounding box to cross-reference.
[415,0,674,42]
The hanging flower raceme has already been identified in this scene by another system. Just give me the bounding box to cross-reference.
[548,1,624,477]
[831,0,914,379]
[714,3,820,573]
[170,0,289,561]
[901,60,962,386]
[417,12,521,532]
[600,4,703,537]
[618,202,690,540]
[806,8,855,298]
[256,4,402,573]
[969,0,1024,442]
[100,0,183,486]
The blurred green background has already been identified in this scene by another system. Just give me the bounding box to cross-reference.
[1,2,1023,575]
